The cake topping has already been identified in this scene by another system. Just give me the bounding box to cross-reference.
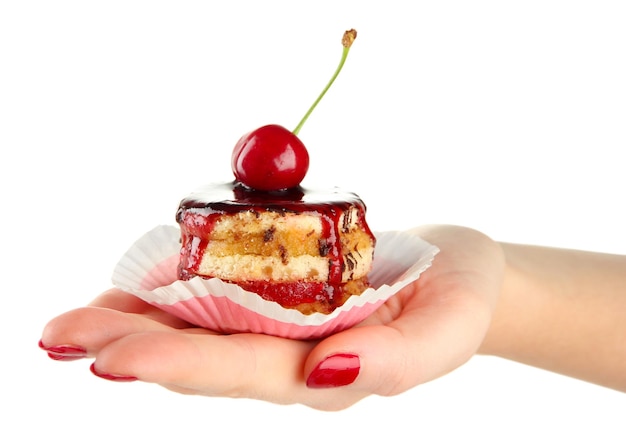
[231,29,358,191]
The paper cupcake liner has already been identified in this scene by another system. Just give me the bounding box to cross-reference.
[112,225,439,339]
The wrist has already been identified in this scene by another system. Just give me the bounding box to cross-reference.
[477,242,530,358]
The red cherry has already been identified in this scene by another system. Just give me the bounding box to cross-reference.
[230,30,357,191]
[231,124,309,191]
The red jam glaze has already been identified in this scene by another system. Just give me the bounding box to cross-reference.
[175,181,374,305]
[231,281,334,307]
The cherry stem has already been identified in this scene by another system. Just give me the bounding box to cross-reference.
[292,29,357,136]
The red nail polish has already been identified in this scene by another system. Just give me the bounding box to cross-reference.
[47,352,85,362]
[39,340,87,360]
[90,363,137,382]
[306,353,360,389]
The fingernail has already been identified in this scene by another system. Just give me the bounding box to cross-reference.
[39,339,87,361]
[90,363,137,382]
[306,353,360,389]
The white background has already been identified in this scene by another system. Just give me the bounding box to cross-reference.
[1,1,625,444]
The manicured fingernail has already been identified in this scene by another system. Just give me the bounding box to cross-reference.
[39,339,87,361]
[90,363,137,382]
[47,352,85,362]
[306,353,360,389]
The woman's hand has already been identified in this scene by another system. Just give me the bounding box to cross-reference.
[39,225,505,411]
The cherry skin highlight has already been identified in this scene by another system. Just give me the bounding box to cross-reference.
[231,124,309,191]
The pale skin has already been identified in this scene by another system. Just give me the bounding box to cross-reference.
[39,225,626,410]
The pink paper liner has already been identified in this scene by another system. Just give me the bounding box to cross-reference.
[112,225,439,339]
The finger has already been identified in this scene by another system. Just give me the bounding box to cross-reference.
[89,288,193,328]
[89,288,155,312]
[39,306,191,358]
[89,330,367,409]
[91,331,304,401]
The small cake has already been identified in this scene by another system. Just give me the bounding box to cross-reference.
[176,29,372,315]
[176,181,375,314]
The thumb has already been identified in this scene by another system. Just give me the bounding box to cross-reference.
[305,324,408,394]
[304,289,492,396]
